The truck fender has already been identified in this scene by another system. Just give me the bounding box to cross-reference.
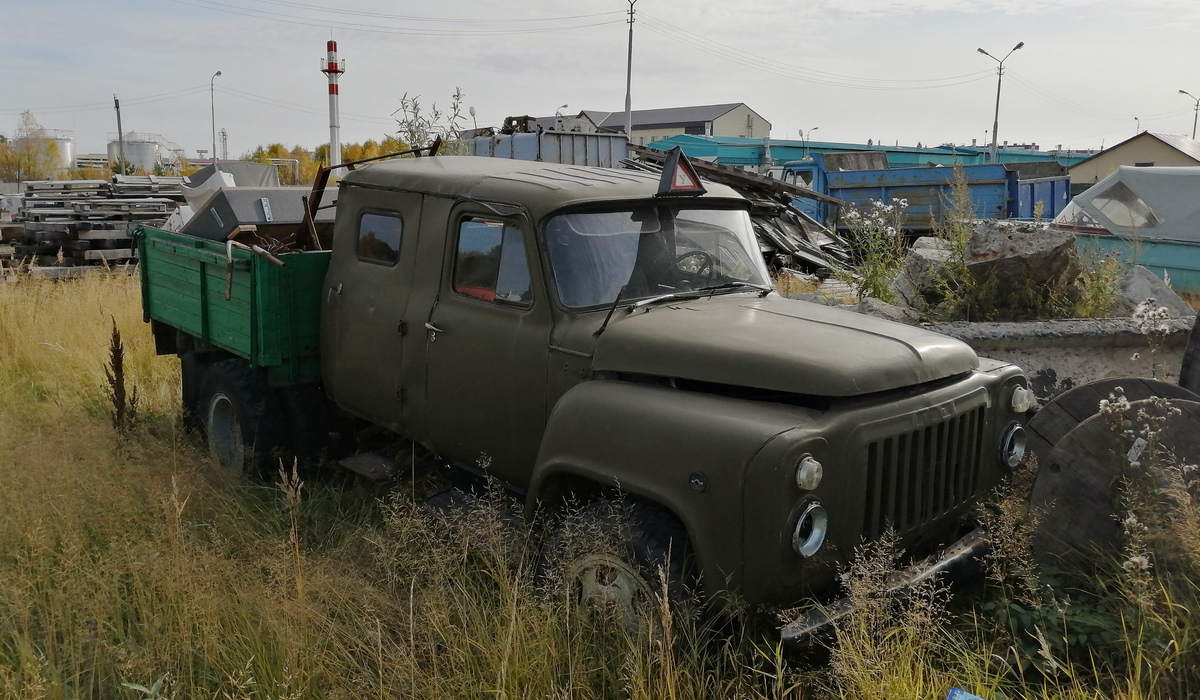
[527,379,812,598]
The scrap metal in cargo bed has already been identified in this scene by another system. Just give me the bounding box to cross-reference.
[137,147,1034,639]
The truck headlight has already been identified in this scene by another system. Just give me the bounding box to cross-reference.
[1010,386,1037,413]
[792,501,828,557]
[999,422,1027,468]
[795,455,823,490]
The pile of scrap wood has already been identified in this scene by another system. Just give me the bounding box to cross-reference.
[5,176,184,267]
[626,144,851,277]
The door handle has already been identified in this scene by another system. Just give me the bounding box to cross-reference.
[327,282,343,303]
[424,321,444,341]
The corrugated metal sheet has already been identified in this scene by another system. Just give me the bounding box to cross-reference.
[471,131,628,168]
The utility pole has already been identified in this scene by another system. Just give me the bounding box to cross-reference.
[978,41,1024,163]
[624,0,637,141]
[210,71,222,168]
[321,40,346,168]
[113,95,125,174]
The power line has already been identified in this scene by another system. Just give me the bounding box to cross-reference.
[226,0,622,24]
[0,85,211,115]
[168,0,623,36]
[215,85,396,126]
[1006,72,1189,123]
[638,14,993,91]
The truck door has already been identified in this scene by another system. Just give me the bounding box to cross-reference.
[321,187,423,433]
[424,207,551,483]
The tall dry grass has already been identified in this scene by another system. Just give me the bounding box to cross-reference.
[0,272,794,699]
[1,271,1198,699]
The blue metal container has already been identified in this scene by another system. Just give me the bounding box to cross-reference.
[782,157,1070,231]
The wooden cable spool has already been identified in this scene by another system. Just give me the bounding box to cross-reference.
[1031,398,1200,567]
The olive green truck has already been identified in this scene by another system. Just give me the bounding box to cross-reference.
[138,155,1033,638]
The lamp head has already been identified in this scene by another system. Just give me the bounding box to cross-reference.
[977,48,987,55]
[215,70,222,77]
[1013,41,1024,50]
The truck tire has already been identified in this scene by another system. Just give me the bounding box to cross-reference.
[542,497,696,628]
[197,359,287,478]
[1181,309,1200,395]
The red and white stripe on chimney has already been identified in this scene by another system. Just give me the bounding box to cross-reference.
[320,40,346,168]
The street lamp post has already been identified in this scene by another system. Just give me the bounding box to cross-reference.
[978,42,1023,163]
[1179,90,1200,140]
[210,71,222,167]
[799,127,818,159]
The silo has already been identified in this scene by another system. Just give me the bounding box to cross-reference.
[13,128,75,173]
[50,133,75,171]
[108,132,161,173]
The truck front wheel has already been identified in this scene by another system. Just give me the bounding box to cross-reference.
[543,497,696,629]
[197,359,285,478]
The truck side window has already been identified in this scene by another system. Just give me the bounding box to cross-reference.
[453,218,532,306]
[357,212,403,265]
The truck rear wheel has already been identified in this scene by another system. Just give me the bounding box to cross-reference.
[197,359,286,478]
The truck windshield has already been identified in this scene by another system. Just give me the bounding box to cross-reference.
[542,206,771,308]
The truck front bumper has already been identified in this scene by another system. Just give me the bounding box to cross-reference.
[779,528,988,642]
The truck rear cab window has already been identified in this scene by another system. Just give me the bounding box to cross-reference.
[453,218,532,306]
[357,212,403,265]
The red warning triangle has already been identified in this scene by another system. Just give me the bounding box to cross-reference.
[673,165,700,189]
[656,146,707,197]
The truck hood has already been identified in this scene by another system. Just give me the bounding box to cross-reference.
[591,295,978,397]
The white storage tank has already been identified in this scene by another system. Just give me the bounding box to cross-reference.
[108,132,184,173]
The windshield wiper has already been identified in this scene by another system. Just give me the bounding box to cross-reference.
[594,289,701,337]
[627,291,702,311]
[593,286,626,337]
[696,282,773,298]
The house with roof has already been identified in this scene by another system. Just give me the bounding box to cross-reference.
[579,103,771,146]
[1069,132,1200,190]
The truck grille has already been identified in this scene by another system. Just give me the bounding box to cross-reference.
[862,406,986,538]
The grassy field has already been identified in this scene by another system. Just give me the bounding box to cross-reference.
[0,271,1197,699]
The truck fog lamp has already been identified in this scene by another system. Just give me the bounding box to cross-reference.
[1010,386,1037,413]
[795,455,824,490]
[792,501,828,557]
[999,422,1027,468]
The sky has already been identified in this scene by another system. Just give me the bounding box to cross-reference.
[4,0,1200,158]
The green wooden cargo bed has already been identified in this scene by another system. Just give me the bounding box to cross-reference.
[136,226,331,386]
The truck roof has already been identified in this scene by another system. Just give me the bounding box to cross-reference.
[342,155,745,218]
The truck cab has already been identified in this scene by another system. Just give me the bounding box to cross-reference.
[319,156,1029,607]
